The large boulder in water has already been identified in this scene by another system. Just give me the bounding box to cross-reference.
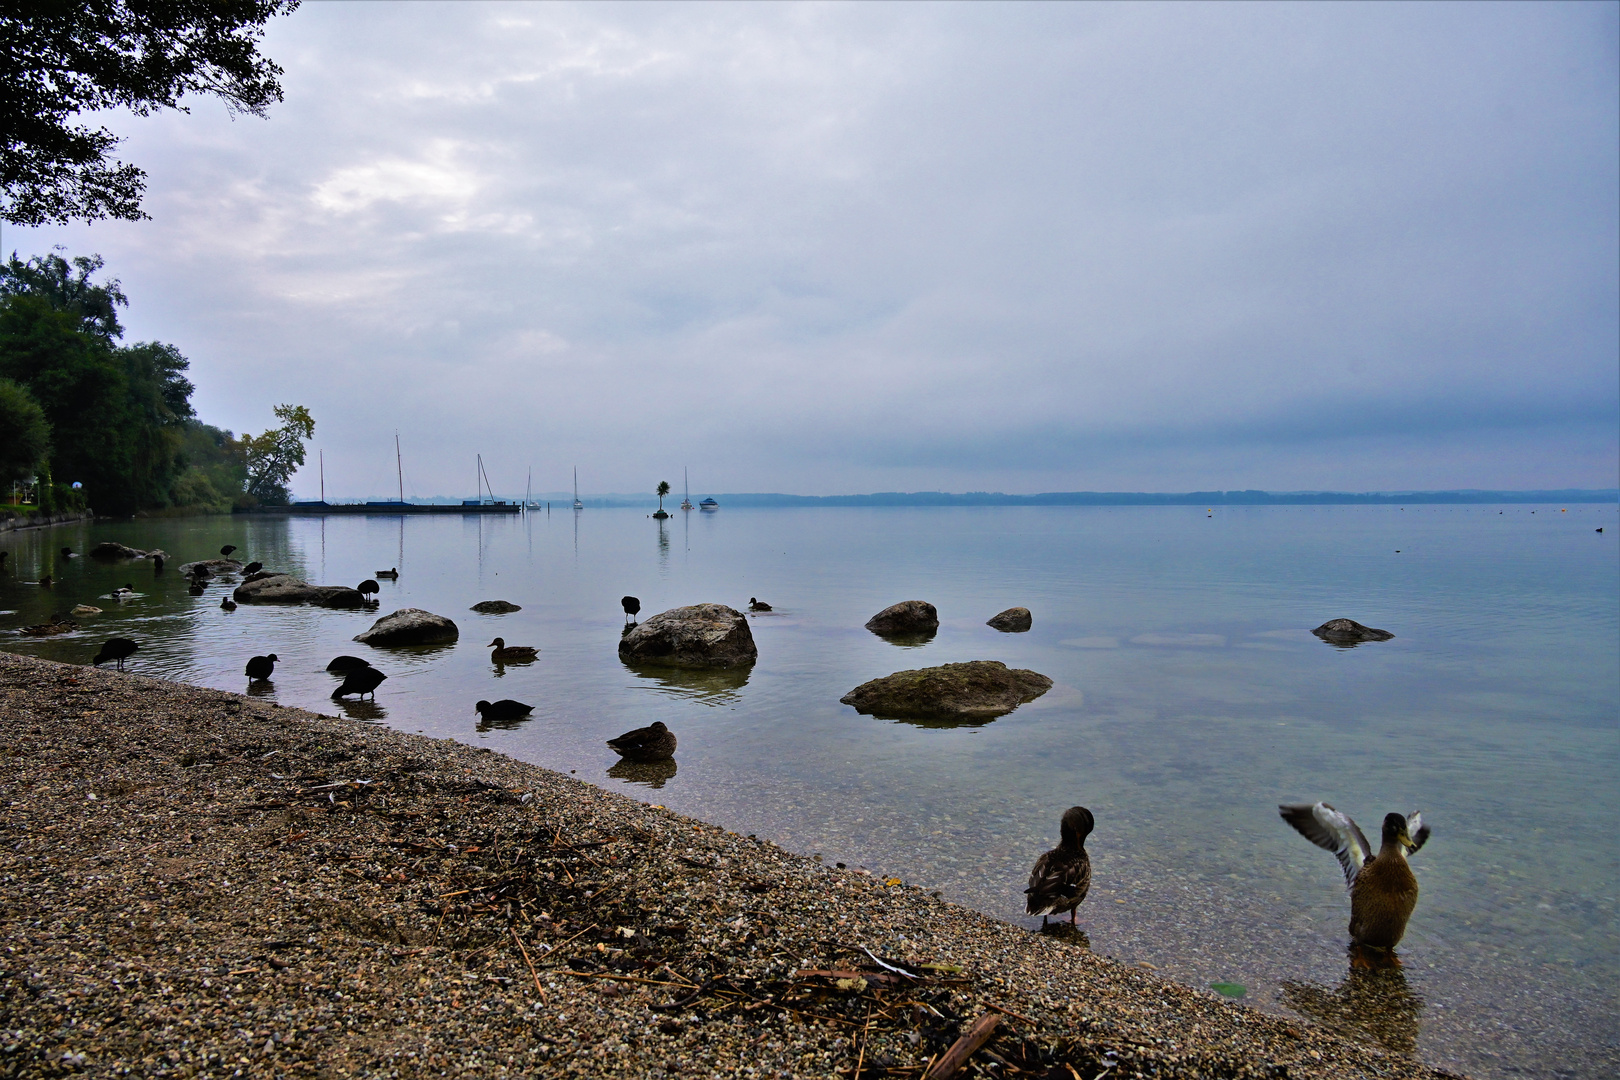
[90,542,147,560]
[840,660,1052,721]
[865,600,939,635]
[180,558,243,576]
[986,607,1032,633]
[618,603,756,670]
[354,607,460,646]
[235,573,365,609]
[1312,618,1394,645]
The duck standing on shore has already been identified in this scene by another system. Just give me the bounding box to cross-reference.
[243,561,263,575]
[488,637,538,662]
[1025,806,1094,929]
[1280,802,1431,953]
[245,654,278,682]
[92,638,139,670]
[621,596,641,625]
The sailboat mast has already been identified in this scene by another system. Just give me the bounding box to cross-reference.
[395,433,404,503]
[319,450,325,503]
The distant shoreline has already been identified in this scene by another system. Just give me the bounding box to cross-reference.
[294,489,1619,510]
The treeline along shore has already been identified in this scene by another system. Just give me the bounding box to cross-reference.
[0,652,1455,1079]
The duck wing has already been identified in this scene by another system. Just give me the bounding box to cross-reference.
[1405,812,1431,855]
[1024,847,1091,914]
[1279,802,1371,888]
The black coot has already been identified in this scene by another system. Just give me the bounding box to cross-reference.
[92,638,139,670]
[245,653,278,681]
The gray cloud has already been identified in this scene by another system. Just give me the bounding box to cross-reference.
[9,1,1615,497]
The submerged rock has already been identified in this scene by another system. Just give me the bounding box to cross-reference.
[865,600,939,636]
[841,660,1053,720]
[1312,618,1395,645]
[618,604,756,669]
[180,558,242,577]
[354,607,460,646]
[89,542,146,560]
[471,600,522,614]
[987,607,1033,633]
[234,573,365,609]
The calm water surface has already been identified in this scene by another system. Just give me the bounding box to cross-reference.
[3,504,1616,1078]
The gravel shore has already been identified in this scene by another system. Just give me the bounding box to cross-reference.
[0,652,1459,1079]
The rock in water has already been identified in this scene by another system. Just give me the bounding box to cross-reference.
[865,600,939,635]
[471,600,522,614]
[89,542,147,560]
[987,607,1033,632]
[354,608,460,646]
[618,604,757,669]
[1312,618,1395,645]
[233,573,365,608]
[841,660,1053,720]
[178,558,242,576]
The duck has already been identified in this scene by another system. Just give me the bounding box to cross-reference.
[220,596,236,611]
[60,546,77,558]
[326,655,372,673]
[92,637,139,670]
[748,597,772,612]
[245,653,278,681]
[1280,802,1431,951]
[112,584,135,600]
[152,554,164,573]
[39,574,52,588]
[1025,806,1094,928]
[188,579,206,595]
[357,579,380,598]
[488,637,539,662]
[219,544,237,557]
[622,595,641,625]
[242,561,263,576]
[332,665,387,700]
[375,567,399,579]
[606,721,677,762]
[475,699,533,723]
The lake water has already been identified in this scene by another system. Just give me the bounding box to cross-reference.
[3,504,1616,1078]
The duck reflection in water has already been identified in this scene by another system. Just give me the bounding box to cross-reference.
[245,680,276,699]
[607,757,678,789]
[1280,950,1423,1056]
[333,697,388,724]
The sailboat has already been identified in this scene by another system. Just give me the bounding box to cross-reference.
[572,467,584,511]
[681,467,694,511]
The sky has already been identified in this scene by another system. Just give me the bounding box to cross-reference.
[6,1,1617,499]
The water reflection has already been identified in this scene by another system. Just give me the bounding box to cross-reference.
[607,757,678,789]
[363,643,458,666]
[1037,923,1091,950]
[887,713,1003,730]
[872,629,937,648]
[334,698,388,724]
[475,704,537,732]
[245,680,277,699]
[1280,954,1424,1056]
[622,661,750,706]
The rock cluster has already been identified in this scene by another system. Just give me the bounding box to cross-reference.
[841,660,1053,720]
[618,604,757,669]
[1312,618,1395,645]
[233,573,365,609]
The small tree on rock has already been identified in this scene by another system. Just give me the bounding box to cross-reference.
[657,480,670,511]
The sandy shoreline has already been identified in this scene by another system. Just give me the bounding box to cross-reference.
[0,652,1456,1079]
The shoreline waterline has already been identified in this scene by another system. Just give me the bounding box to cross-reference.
[0,652,1452,1079]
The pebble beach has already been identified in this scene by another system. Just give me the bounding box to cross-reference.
[0,651,1460,1079]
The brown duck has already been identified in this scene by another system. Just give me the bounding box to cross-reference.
[1280,802,1431,950]
[1025,806,1094,928]
[488,637,539,662]
[606,721,677,762]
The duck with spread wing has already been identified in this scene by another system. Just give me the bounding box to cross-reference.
[1280,802,1432,951]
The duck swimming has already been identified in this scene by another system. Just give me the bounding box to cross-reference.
[220,596,236,611]
[1025,806,1094,928]
[1280,802,1431,951]
[748,597,772,612]
[375,568,399,579]
[488,637,539,662]
[607,721,677,762]
[475,699,533,723]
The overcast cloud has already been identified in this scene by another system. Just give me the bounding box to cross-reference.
[7,1,1617,498]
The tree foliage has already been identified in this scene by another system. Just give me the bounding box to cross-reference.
[242,403,313,505]
[1,0,300,225]
[0,249,200,513]
[0,377,50,486]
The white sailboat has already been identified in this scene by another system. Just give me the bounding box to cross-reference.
[572,467,584,511]
[681,467,694,511]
